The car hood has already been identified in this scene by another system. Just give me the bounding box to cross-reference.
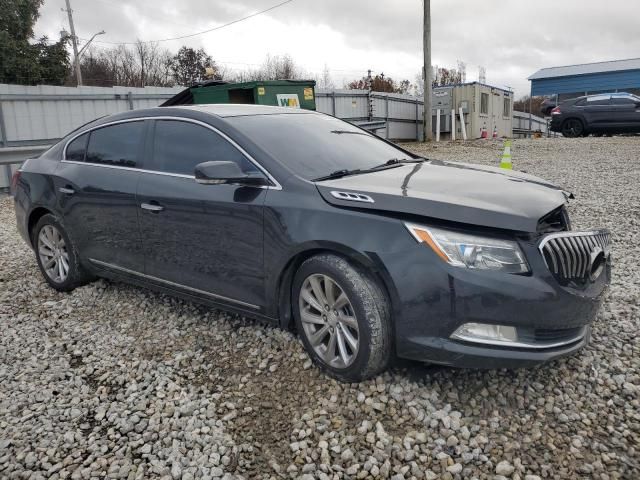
[315,160,568,232]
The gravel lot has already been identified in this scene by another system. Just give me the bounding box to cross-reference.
[1,137,639,480]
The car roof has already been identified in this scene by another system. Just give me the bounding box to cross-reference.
[78,104,318,134]
[171,104,315,118]
[577,92,634,100]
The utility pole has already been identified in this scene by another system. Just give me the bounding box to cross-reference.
[64,0,82,86]
[423,0,433,141]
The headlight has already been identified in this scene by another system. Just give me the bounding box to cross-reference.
[405,223,530,273]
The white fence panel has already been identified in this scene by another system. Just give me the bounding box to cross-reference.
[0,84,182,146]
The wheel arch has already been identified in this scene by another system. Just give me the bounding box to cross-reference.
[274,242,398,332]
[27,206,54,247]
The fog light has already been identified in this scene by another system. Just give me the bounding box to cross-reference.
[451,323,518,345]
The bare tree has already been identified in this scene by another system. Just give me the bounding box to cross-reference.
[347,72,414,94]
[232,54,304,82]
[317,64,334,89]
[79,41,175,87]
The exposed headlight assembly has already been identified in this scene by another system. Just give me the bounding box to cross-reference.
[405,223,530,273]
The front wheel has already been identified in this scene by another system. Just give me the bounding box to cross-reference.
[293,254,392,382]
[561,118,584,138]
[33,214,93,292]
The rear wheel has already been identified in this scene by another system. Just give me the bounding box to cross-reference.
[33,214,92,292]
[561,118,584,138]
[293,254,391,382]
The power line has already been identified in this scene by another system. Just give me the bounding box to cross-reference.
[91,0,297,45]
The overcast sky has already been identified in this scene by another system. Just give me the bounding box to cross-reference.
[34,0,640,98]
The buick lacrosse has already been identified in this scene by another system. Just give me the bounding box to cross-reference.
[12,105,611,381]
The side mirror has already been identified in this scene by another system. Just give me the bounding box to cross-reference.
[194,161,269,187]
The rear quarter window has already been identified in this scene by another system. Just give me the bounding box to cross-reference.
[65,133,88,162]
[85,122,145,167]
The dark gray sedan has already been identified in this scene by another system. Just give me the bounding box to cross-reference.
[12,105,611,381]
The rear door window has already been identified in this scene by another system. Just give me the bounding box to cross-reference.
[586,95,611,106]
[65,133,88,162]
[150,120,258,176]
[86,122,145,168]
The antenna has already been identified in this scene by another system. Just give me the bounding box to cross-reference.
[478,66,487,84]
[457,60,467,83]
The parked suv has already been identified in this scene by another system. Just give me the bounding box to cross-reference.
[13,105,611,381]
[550,93,640,137]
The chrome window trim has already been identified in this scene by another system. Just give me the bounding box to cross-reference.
[60,160,195,179]
[452,326,588,350]
[89,258,260,310]
[61,116,282,190]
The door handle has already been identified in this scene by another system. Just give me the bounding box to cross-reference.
[59,187,75,195]
[140,203,164,213]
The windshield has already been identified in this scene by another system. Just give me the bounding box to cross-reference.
[227,113,415,180]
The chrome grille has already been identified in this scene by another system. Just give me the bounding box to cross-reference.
[539,230,610,282]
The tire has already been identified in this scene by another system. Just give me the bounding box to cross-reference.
[292,254,392,382]
[32,213,93,292]
[561,118,584,138]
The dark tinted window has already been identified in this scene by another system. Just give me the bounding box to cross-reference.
[226,113,416,181]
[86,122,144,167]
[611,95,636,105]
[66,133,88,161]
[151,120,258,176]
[585,95,611,107]
[480,93,489,114]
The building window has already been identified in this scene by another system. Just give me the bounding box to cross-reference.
[480,93,489,114]
[503,98,510,117]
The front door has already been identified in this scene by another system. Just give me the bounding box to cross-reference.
[137,119,267,310]
[54,120,147,272]
[610,94,640,131]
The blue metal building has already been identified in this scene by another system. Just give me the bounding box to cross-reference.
[528,58,640,101]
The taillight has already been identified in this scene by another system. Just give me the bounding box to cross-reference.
[551,107,561,115]
[10,170,21,193]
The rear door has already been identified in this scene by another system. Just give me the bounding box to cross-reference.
[581,94,612,129]
[136,118,268,310]
[54,120,146,272]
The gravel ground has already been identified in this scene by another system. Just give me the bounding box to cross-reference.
[1,136,639,480]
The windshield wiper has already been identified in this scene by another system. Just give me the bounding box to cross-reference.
[313,158,425,182]
[330,130,370,136]
[370,157,426,169]
[313,168,365,181]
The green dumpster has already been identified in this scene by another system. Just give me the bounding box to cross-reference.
[161,80,317,110]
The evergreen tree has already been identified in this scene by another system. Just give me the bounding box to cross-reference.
[0,0,70,85]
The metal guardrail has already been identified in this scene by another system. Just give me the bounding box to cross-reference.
[0,145,49,192]
[0,145,49,165]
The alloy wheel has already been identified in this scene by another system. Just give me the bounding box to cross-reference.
[38,225,70,283]
[562,119,583,138]
[299,273,360,369]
